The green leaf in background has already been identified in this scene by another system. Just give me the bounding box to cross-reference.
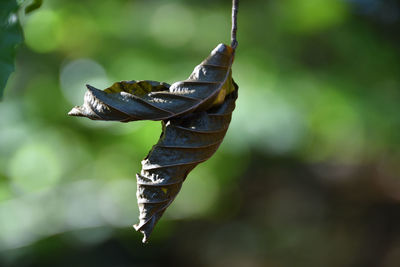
[25,0,43,14]
[0,0,23,100]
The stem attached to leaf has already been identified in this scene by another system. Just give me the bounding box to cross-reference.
[231,0,239,50]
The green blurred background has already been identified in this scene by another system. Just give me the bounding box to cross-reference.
[1,0,400,266]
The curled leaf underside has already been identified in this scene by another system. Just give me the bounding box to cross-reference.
[68,43,238,243]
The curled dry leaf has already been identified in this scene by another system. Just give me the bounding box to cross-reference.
[68,43,238,243]
[134,83,238,242]
[68,43,235,121]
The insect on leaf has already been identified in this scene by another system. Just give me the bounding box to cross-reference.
[68,43,235,122]
[134,82,238,243]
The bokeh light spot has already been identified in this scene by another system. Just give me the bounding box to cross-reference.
[282,0,348,33]
[60,58,109,107]
[24,9,62,53]
[167,168,219,219]
[99,179,138,227]
[150,3,195,47]
[8,142,62,193]
[228,82,306,155]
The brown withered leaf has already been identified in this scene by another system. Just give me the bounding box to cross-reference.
[68,43,235,121]
[134,82,238,243]
[68,43,238,243]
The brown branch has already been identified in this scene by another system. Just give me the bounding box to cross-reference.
[231,0,239,49]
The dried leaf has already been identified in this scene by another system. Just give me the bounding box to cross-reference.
[68,43,239,243]
[68,43,235,121]
[134,82,238,243]
[69,80,171,122]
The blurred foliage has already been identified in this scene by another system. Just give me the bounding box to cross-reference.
[24,0,43,14]
[0,0,23,100]
[0,0,400,266]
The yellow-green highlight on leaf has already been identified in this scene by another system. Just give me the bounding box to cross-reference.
[104,80,170,96]
[212,69,235,107]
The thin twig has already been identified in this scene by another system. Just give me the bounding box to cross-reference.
[231,0,239,50]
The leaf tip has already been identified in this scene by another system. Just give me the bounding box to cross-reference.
[214,43,233,56]
[86,84,96,90]
[141,233,150,244]
[68,106,84,117]
[133,224,150,244]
